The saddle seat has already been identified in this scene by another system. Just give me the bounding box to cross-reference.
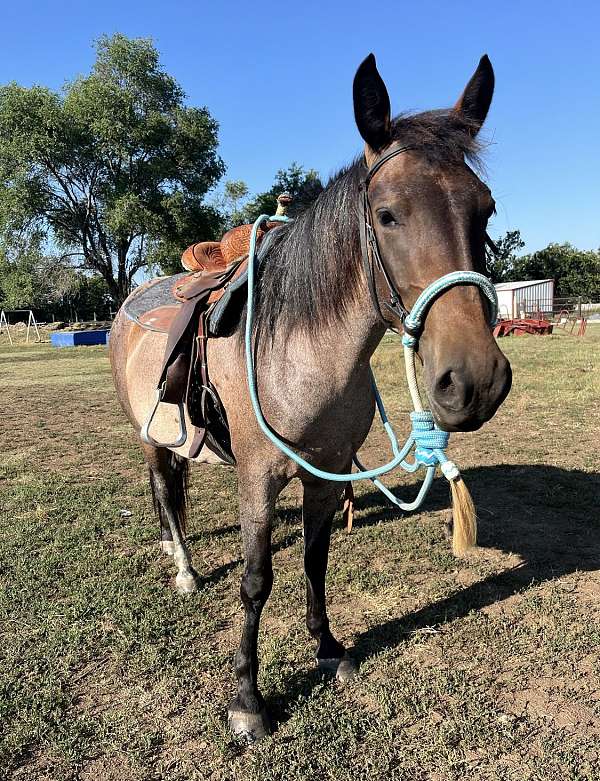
[126,222,274,337]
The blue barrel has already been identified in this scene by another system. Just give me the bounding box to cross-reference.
[51,330,110,347]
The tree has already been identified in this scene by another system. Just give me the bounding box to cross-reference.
[0,237,43,310]
[510,243,600,299]
[241,163,323,223]
[223,180,249,227]
[486,230,525,283]
[0,236,113,320]
[0,33,225,304]
[489,231,600,299]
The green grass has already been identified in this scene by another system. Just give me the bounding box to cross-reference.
[0,331,599,780]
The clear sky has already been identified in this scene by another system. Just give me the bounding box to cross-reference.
[1,0,598,252]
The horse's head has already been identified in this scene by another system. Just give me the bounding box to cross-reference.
[353,54,512,432]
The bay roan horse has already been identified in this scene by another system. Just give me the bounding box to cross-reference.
[110,54,512,740]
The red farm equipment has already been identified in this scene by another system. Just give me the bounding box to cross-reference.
[493,318,554,337]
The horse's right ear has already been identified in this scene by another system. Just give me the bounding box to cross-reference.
[353,54,392,155]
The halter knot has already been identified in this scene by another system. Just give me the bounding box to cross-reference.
[410,411,449,466]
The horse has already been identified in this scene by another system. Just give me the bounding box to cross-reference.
[109,53,512,741]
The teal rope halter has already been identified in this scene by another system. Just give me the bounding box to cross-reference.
[244,212,498,511]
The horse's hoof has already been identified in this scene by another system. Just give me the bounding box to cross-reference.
[160,540,175,556]
[318,653,359,682]
[228,707,271,743]
[175,570,200,595]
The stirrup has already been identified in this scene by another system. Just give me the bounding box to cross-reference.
[140,383,188,448]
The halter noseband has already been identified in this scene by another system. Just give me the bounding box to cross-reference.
[358,145,499,341]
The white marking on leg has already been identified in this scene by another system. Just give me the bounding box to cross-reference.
[170,536,199,595]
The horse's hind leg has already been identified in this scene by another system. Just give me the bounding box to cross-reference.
[302,480,358,681]
[141,442,200,595]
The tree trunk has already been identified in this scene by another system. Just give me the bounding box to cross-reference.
[116,245,131,306]
[84,250,130,308]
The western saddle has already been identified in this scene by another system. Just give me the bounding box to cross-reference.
[136,194,292,463]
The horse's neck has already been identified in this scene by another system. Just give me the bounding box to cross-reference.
[259,203,386,392]
[265,278,385,392]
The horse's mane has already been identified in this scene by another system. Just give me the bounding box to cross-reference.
[251,110,484,342]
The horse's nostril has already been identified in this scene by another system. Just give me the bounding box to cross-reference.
[433,368,474,411]
[436,370,455,395]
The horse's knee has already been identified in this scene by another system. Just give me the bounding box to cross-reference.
[240,567,273,607]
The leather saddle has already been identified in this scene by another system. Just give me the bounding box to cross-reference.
[126,200,289,464]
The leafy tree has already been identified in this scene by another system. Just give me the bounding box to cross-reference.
[510,243,600,299]
[0,33,225,303]
[0,236,112,320]
[0,241,41,310]
[486,230,525,282]
[209,180,251,233]
[224,180,249,226]
[242,163,323,223]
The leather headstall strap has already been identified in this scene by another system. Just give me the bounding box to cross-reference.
[358,145,415,329]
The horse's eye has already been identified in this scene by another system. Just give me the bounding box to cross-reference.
[377,210,397,227]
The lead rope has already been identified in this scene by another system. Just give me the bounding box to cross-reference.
[245,214,498,555]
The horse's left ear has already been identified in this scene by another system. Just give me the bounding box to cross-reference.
[454,54,495,135]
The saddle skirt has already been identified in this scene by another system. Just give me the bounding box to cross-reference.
[123,262,249,338]
[123,220,283,465]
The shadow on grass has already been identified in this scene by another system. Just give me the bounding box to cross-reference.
[267,463,600,724]
[187,507,300,546]
[352,463,600,659]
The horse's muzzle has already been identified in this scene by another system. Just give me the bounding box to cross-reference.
[430,352,512,432]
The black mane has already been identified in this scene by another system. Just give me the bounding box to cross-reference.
[251,110,484,342]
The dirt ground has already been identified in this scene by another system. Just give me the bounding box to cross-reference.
[0,329,599,780]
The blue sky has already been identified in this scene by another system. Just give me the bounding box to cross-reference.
[1,0,598,252]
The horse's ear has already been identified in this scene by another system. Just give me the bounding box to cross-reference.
[353,54,392,154]
[454,54,495,135]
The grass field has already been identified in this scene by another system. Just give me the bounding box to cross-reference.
[1,329,599,780]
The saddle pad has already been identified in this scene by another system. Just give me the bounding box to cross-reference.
[123,274,187,333]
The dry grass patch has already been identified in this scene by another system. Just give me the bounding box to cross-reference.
[0,331,598,780]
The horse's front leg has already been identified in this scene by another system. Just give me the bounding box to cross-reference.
[228,471,283,742]
[302,479,358,681]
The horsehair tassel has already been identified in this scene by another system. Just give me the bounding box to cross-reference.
[441,461,476,556]
[450,477,477,556]
[343,482,355,534]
